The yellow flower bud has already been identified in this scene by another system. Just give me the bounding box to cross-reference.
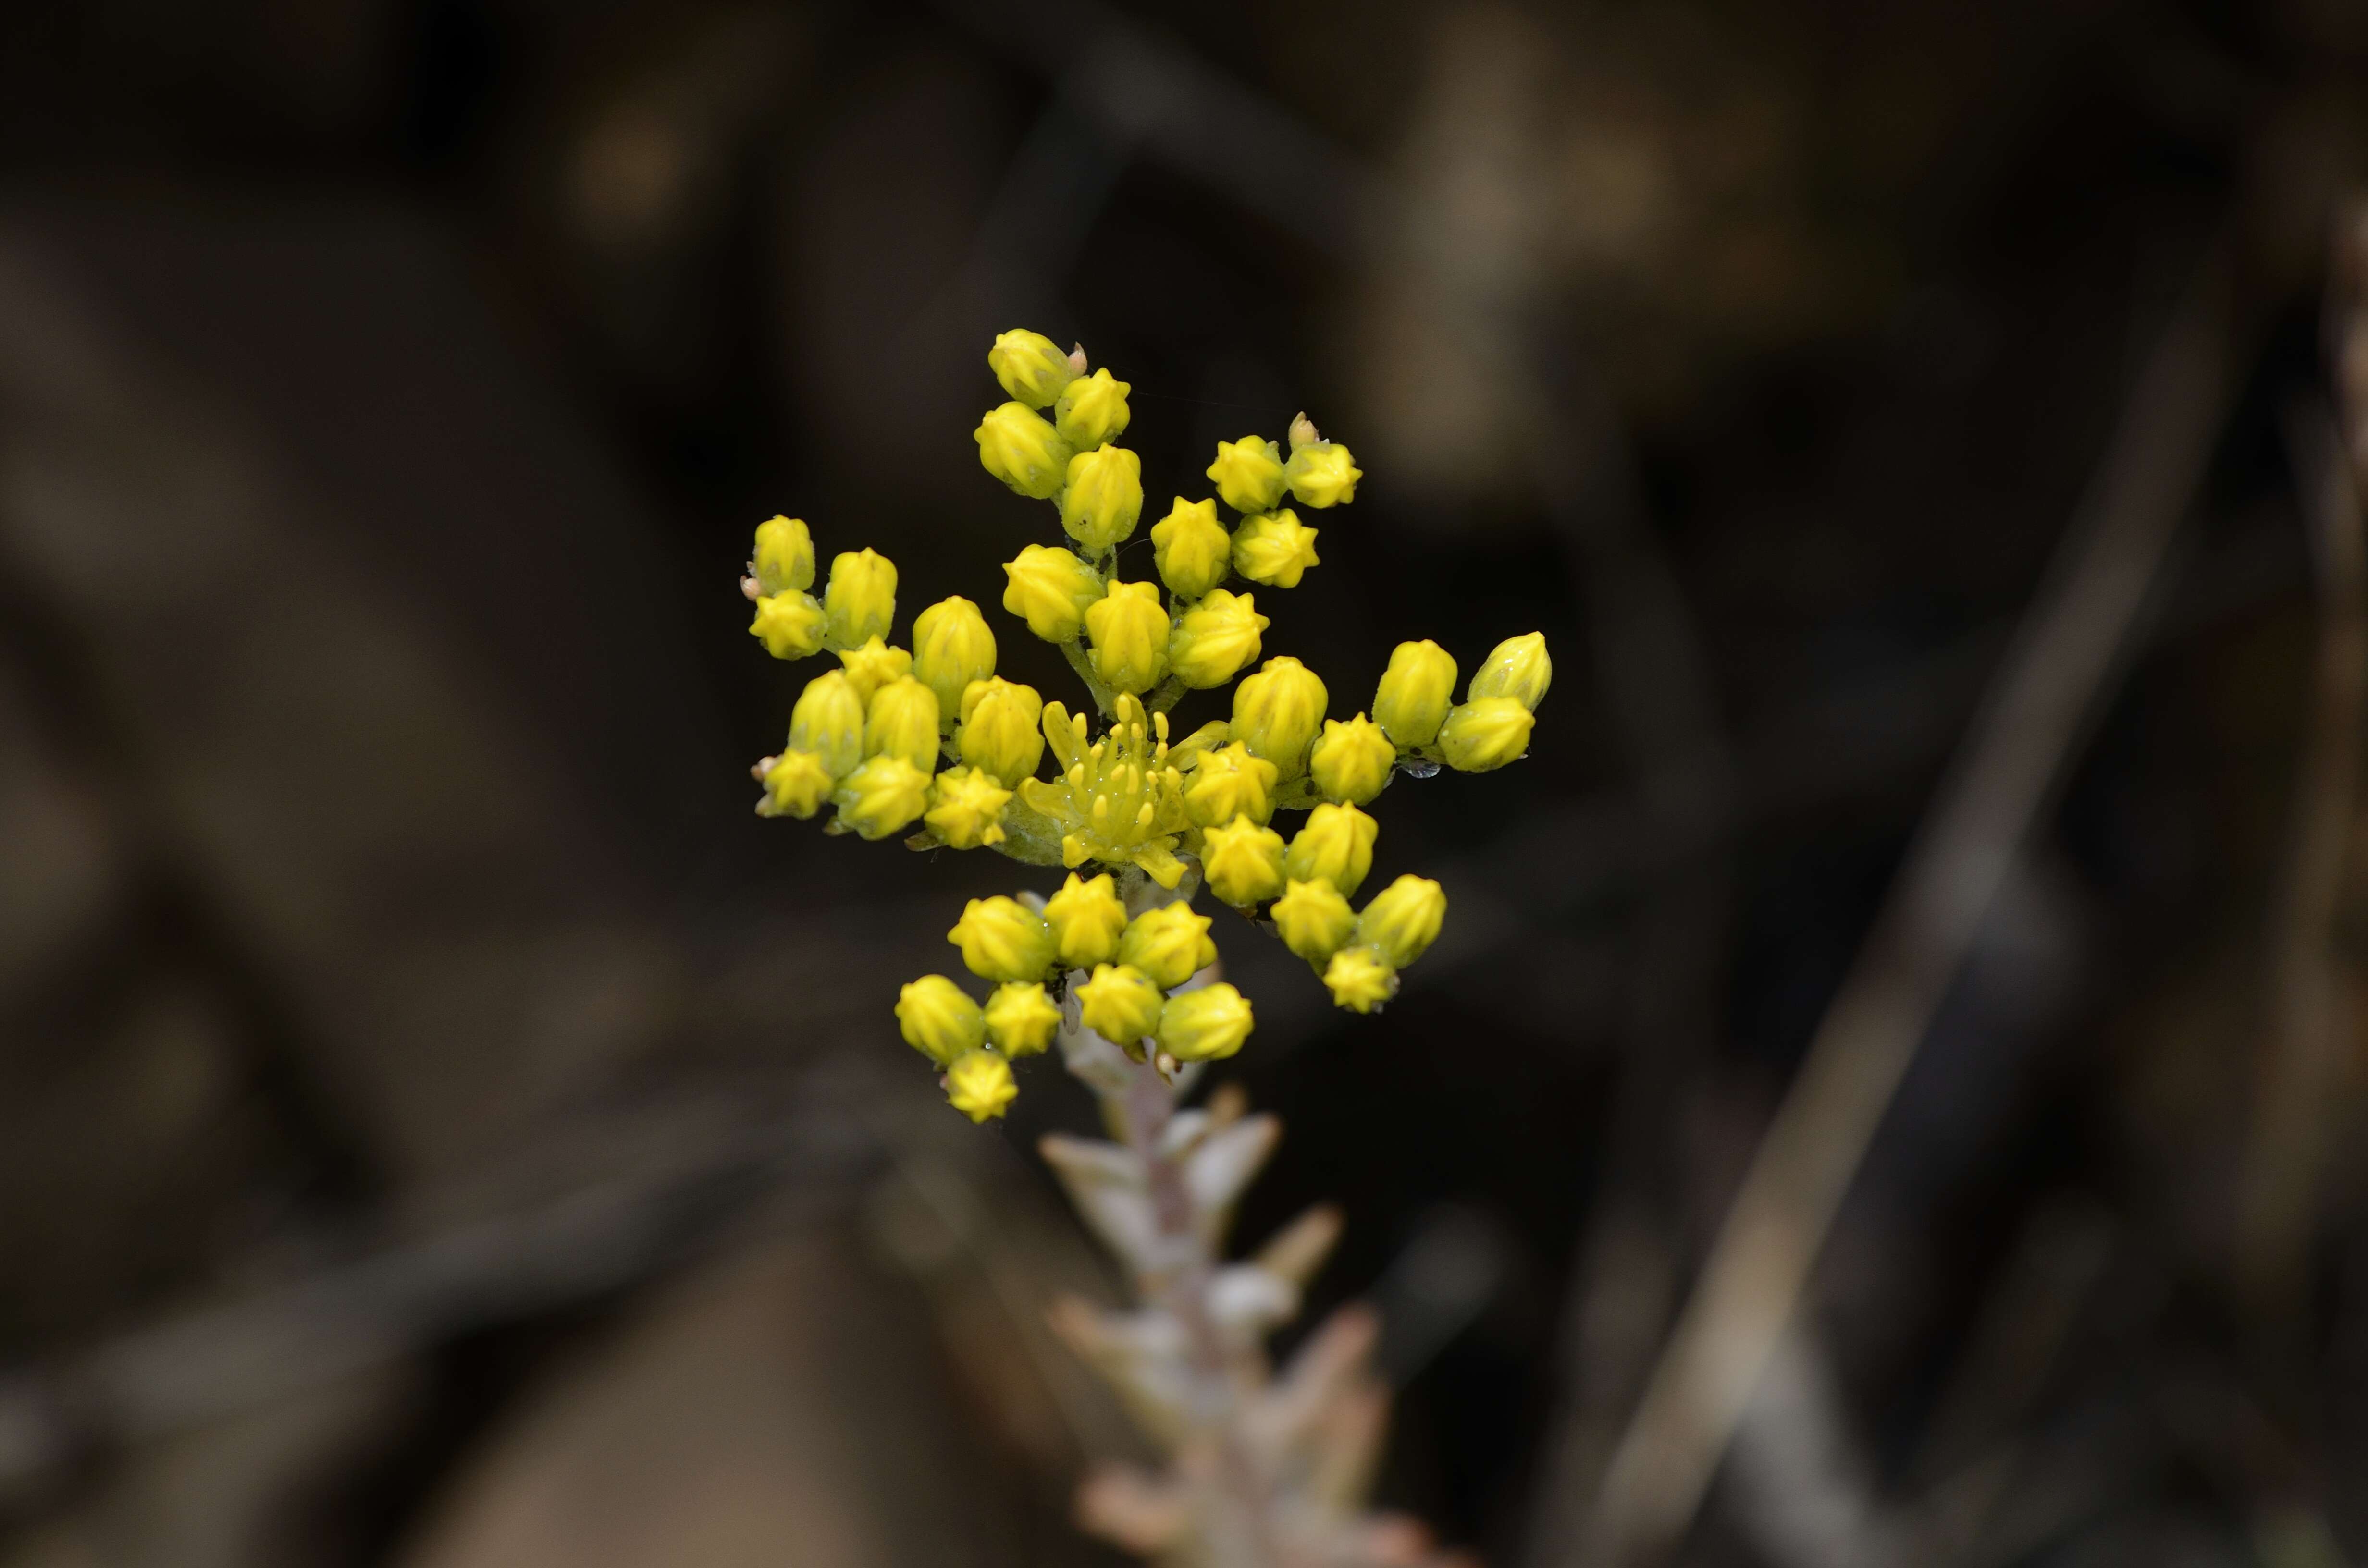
[945,1048,1019,1123]
[1200,814,1287,907]
[1054,367,1131,449]
[1183,741,1279,827]
[1322,946,1397,1014]
[1169,589,1268,689]
[749,592,826,660]
[1001,543,1102,642]
[1075,963,1166,1044]
[837,637,913,705]
[1231,509,1320,588]
[1438,697,1535,772]
[822,548,897,649]
[1283,802,1379,898]
[1084,579,1169,695]
[789,669,867,777]
[1168,719,1232,769]
[988,328,1075,408]
[956,677,1045,785]
[1150,497,1232,599]
[1207,435,1286,514]
[1466,632,1552,710]
[925,766,1011,849]
[1158,982,1254,1063]
[752,514,814,594]
[1356,874,1446,967]
[1042,871,1128,969]
[911,596,997,712]
[1061,444,1144,553]
[1271,878,1355,965]
[1119,903,1217,989]
[985,981,1062,1057]
[947,894,1056,983]
[1308,714,1395,805]
[975,401,1074,499]
[897,974,985,1065]
[1373,640,1457,748]
[757,748,834,819]
[832,754,930,840]
[1231,656,1328,780]
[863,676,941,772]
[1283,440,1361,508]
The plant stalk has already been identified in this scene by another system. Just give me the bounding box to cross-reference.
[1115,1053,1284,1568]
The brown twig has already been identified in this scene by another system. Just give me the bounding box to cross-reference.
[1572,238,2243,1566]
[2234,396,2367,1327]
[2235,200,2368,1340]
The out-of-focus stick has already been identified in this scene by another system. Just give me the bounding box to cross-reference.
[1573,240,2242,1568]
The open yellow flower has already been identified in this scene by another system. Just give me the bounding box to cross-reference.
[1018,693,1193,888]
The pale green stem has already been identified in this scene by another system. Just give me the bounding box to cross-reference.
[1113,1044,1281,1568]
[1061,637,1118,718]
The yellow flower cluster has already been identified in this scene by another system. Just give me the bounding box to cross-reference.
[743,330,1551,1120]
[899,875,1251,1121]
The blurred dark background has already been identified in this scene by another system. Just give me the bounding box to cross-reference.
[1,0,2366,1564]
